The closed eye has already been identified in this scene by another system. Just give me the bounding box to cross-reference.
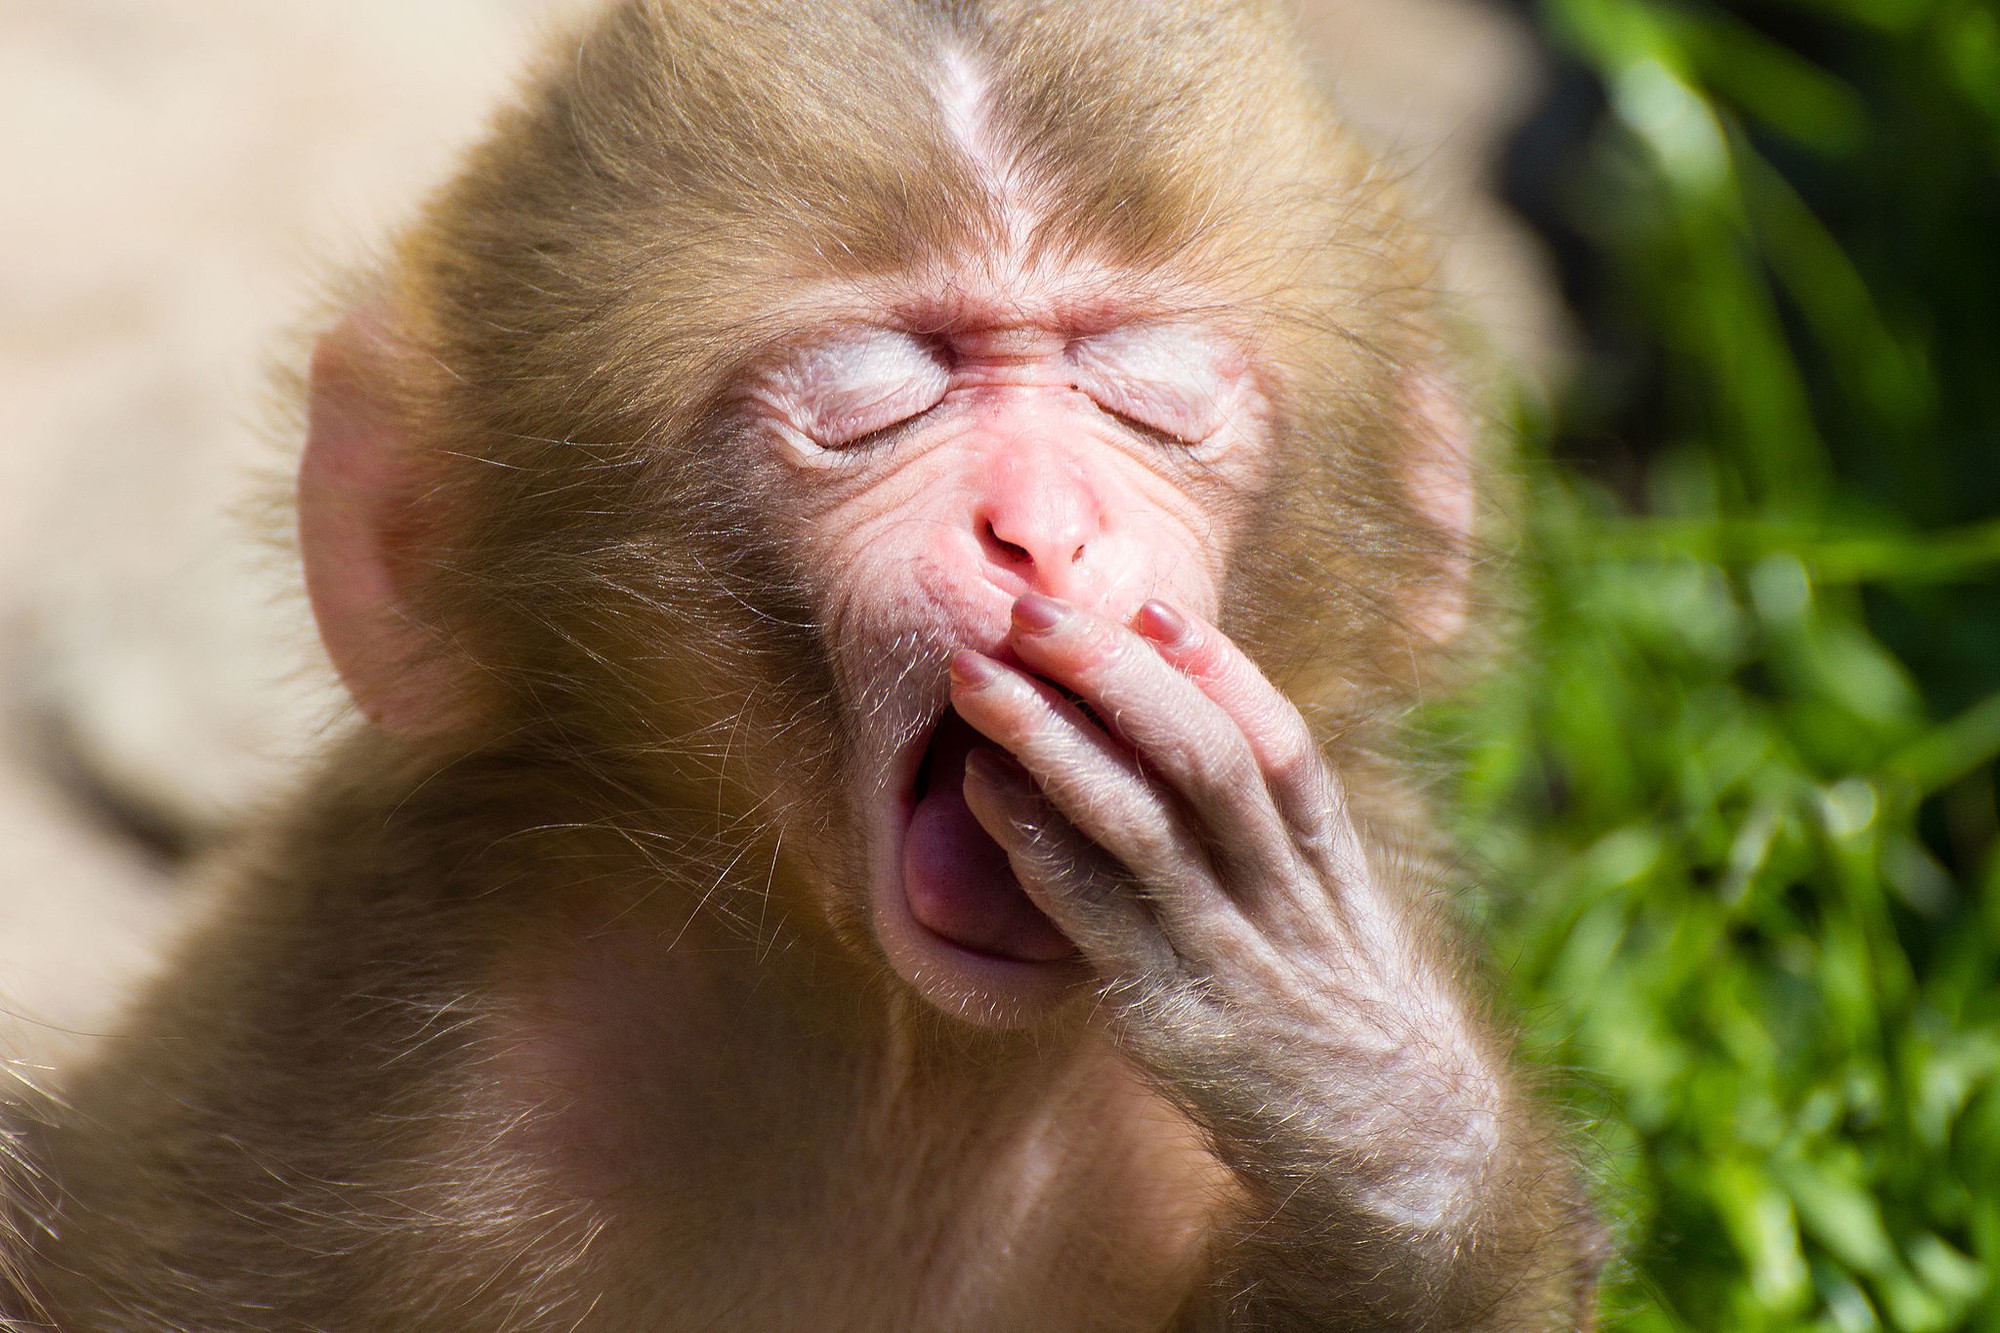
[763,326,952,454]
[823,401,943,452]
[1065,322,1241,452]
[1091,399,1194,450]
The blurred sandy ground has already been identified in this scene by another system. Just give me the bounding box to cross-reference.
[0,0,1565,1072]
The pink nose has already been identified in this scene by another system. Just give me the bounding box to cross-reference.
[974,470,1103,598]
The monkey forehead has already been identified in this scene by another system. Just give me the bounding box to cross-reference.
[779,251,1257,337]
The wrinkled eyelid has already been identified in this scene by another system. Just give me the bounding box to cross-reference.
[770,329,951,450]
[1066,327,1237,446]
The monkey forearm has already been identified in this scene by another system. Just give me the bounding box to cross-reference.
[1119,962,1599,1331]
[1201,1077,1605,1332]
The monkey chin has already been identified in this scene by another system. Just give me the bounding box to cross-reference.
[868,707,1092,1028]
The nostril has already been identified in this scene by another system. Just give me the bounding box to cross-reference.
[1069,543,1086,565]
[983,520,1033,567]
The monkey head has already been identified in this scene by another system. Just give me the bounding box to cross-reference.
[296,0,1473,1028]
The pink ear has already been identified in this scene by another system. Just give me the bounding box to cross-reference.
[1400,374,1476,645]
[299,312,475,737]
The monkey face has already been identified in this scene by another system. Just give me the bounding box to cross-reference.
[740,275,1273,1025]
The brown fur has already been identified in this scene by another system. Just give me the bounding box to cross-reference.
[3,1,1602,1327]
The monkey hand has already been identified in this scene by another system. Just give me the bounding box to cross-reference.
[951,594,1598,1331]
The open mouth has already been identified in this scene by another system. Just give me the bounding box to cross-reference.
[899,708,1077,963]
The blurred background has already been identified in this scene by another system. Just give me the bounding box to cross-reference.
[0,0,1994,1327]
[1453,2,2000,1329]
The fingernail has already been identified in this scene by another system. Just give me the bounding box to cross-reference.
[950,651,1003,688]
[1012,594,1069,635]
[1136,600,1193,646]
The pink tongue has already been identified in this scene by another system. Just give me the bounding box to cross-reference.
[903,714,1075,962]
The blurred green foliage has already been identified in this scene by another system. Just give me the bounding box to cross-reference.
[1445,0,2000,1327]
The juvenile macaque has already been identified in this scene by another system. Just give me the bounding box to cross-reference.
[2,0,1604,1327]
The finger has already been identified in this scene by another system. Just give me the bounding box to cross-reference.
[1004,595,1294,865]
[959,748,1178,978]
[949,651,1208,897]
[1132,599,1356,861]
